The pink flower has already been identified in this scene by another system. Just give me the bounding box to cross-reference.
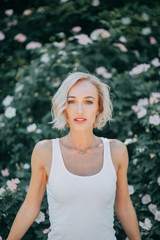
[90,28,111,40]
[113,43,128,52]
[7,20,18,27]
[74,34,92,45]
[141,194,151,204]
[131,105,139,113]
[151,92,160,98]
[43,227,51,234]
[14,33,27,42]
[137,98,149,107]
[23,9,32,16]
[148,204,157,214]
[0,236,2,240]
[137,107,147,119]
[150,37,157,44]
[35,211,45,224]
[26,41,42,50]
[72,26,82,33]
[11,178,20,184]
[149,96,159,104]
[96,66,112,78]
[0,31,5,41]
[7,180,17,192]
[129,63,150,75]
[1,168,9,177]
[5,9,14,16]
[149,114,160,126]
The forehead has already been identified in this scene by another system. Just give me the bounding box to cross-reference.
[68,80,98,97]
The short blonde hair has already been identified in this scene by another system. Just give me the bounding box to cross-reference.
[49,71,114,130]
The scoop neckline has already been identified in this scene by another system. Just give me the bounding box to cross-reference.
[57,137,105,178]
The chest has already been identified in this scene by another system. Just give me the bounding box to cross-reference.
[60,146,104,177]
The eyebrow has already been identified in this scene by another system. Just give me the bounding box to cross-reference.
[67,96,95,100]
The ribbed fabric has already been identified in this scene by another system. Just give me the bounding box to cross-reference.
[46,137,117,240]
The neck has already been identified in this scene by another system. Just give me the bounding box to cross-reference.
[65,131,99,153]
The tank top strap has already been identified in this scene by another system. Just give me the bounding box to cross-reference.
[47,138,59,186]
[102,137,117,182]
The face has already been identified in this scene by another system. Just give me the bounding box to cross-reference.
[65,80,99,130]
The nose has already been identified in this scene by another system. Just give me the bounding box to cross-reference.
[77,103,83,114]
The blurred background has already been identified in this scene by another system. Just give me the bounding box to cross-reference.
[0,0,160,239]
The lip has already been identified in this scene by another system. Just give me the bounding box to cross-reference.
[74,118,87,120]
[74,118,87,124]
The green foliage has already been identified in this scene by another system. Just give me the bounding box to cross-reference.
[0,0,160,239]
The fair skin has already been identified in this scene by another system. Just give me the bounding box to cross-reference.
[6,79,141,240]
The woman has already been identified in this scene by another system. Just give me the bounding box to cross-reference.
[7,71,141,240]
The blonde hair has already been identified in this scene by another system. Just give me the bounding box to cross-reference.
[49,71,114,130]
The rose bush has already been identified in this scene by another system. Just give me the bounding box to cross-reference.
[0,1,160,239]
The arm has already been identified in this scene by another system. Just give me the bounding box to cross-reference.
[6,140,49,240]
[113,140,141,240]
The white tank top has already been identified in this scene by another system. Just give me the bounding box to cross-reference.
[46,137,117,240]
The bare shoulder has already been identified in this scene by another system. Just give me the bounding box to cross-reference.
[31,139,52,167]
[109,139,129,170]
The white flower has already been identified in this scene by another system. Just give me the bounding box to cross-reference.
[141,194,151,204]
[133,158,138,165]
[40,53,50,63]
[157,176,160,186]
[36,129,42,134]
[124,138,137,145]
[121,17,131,25]
[133,50,140,58]
[0,187,5,196]
[53,41,66,48]
[139,218,152,230]
[0,31,5,41]
[23,163,30,169]
[151,58,160,67]
[26,41,42,50]
[128,185,134,195]
[92,0,100,6]
[15,84,24,93]
[5,9,14,16]
[90,29,110,40]
[4,107,16,118]
[2,95,13,106]
[154,210,160,221]
[129,64,150,75]
[26,123,37,132]
[25,185,29,192]
[148,204,157,214]
[142,27,151,35]
[35,211,45,224]
[141,13,149,21]
[119,36,127,43]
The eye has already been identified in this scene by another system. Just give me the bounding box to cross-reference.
[86,101,93,104]
[68,100,75,104]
